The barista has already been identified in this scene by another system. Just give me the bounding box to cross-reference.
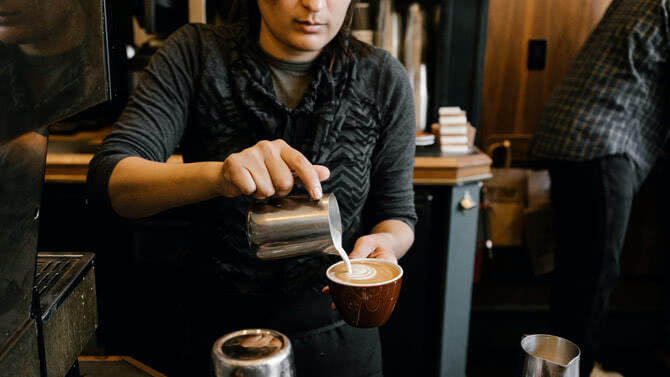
[87,0,417,376]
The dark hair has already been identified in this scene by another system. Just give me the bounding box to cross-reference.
[228,0,371,59]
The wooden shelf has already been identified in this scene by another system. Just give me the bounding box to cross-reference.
[413,146,492,185]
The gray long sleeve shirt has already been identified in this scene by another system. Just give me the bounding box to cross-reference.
[87,23,417,294]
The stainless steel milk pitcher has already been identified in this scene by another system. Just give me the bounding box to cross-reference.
[246,193,342,260]
[521,334,580,377]
[212,329,296,377]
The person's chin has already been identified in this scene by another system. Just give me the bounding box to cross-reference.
[291,36,331,53]
[0,26,34,45]
[0,30,23,45]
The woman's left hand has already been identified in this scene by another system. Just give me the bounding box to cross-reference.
[348,233,398,264]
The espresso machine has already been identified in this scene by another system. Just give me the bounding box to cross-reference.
[0,0,113,375]
[0,69,100,377]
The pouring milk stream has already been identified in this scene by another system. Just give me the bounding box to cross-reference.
[332,227,377,281]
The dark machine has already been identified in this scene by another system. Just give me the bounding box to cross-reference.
[1,1,219,375]
[0,0,115,375]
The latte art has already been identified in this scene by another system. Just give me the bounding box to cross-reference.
[346,264,377,280]
[328,259,401,286]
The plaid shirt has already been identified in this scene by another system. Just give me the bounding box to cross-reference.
[530,0,670,183]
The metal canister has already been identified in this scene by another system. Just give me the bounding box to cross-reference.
[246,193,342,260]
[212,329,295,377]
[521,334,580,377]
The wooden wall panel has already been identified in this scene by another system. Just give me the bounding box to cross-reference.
[480,0,612,161]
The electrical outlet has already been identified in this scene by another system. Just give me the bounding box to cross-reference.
[527,39,547,70]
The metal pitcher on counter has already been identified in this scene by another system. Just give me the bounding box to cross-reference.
[521,334,581,377]
[246,193,342,260]
[212,329,296,377]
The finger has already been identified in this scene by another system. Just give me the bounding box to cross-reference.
[280,146,323,200]
[294,165,330,186]
[264,155,294,197]
[224,158,256,197]
[314,165,330,181]
[322,286,336,310]
[243,150,275,199]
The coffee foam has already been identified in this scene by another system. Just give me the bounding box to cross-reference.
[345,263,377,281]
[327,259,402,286]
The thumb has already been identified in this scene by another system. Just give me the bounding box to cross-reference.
[349,236,374,260]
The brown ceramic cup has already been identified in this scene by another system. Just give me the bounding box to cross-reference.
[326,258,403,328]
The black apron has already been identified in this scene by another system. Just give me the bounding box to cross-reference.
[178,284,383,377]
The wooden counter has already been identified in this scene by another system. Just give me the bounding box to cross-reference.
[45,153,184,184]
[45,128,492,185]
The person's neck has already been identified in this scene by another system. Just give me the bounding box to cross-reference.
[19,12,85,57]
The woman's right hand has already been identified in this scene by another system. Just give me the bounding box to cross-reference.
[218,139,330,200]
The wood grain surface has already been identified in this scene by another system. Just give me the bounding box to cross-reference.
[480,0,612,161]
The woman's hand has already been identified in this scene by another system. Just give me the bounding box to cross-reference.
[218,139,330,200]
[347,220,415,263]
[348,232,399,264]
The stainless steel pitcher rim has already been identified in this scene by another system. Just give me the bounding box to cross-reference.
[212,329,292,367]
[325,193,342,249]
[521,334,580,377]
[522,334,581,367]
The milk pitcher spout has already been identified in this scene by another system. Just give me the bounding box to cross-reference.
[521,334,581,377]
